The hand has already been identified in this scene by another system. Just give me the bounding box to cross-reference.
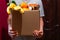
[9,30,18,38]
[33,29,43,38]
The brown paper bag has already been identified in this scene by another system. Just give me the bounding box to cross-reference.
[11,10,40,36]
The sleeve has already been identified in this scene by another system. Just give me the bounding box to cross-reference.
[38,0,45,17]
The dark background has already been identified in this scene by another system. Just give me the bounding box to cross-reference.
[42,0,60,40]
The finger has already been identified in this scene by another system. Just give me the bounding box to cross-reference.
[10,31,15,33]
[10,33,16,36]
[38,33,43,38]
[33,32,37,37]
[33,33,36,36]
[34,32,39,37]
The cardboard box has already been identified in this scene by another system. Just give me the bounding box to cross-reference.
[11,10,40,36]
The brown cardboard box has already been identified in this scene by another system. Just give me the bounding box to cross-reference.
[11,10,40,36]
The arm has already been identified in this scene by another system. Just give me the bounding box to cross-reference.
[38,17,44,37]
[39,0,44,33]
[39,17,44,31]
[8,14,18,38]
[33,0,44,37]
[33,17,44,37]
[8,15,12,34]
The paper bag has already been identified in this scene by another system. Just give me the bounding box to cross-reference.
[11,10,40,36]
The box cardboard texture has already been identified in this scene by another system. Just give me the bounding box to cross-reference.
[11,10,40,36]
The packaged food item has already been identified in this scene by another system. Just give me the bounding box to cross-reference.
[28,4,39,10]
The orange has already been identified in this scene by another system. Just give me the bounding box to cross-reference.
[20,2,28,8]
[23,8,29,11]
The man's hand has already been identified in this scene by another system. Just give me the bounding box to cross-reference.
[33,29,43,38]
